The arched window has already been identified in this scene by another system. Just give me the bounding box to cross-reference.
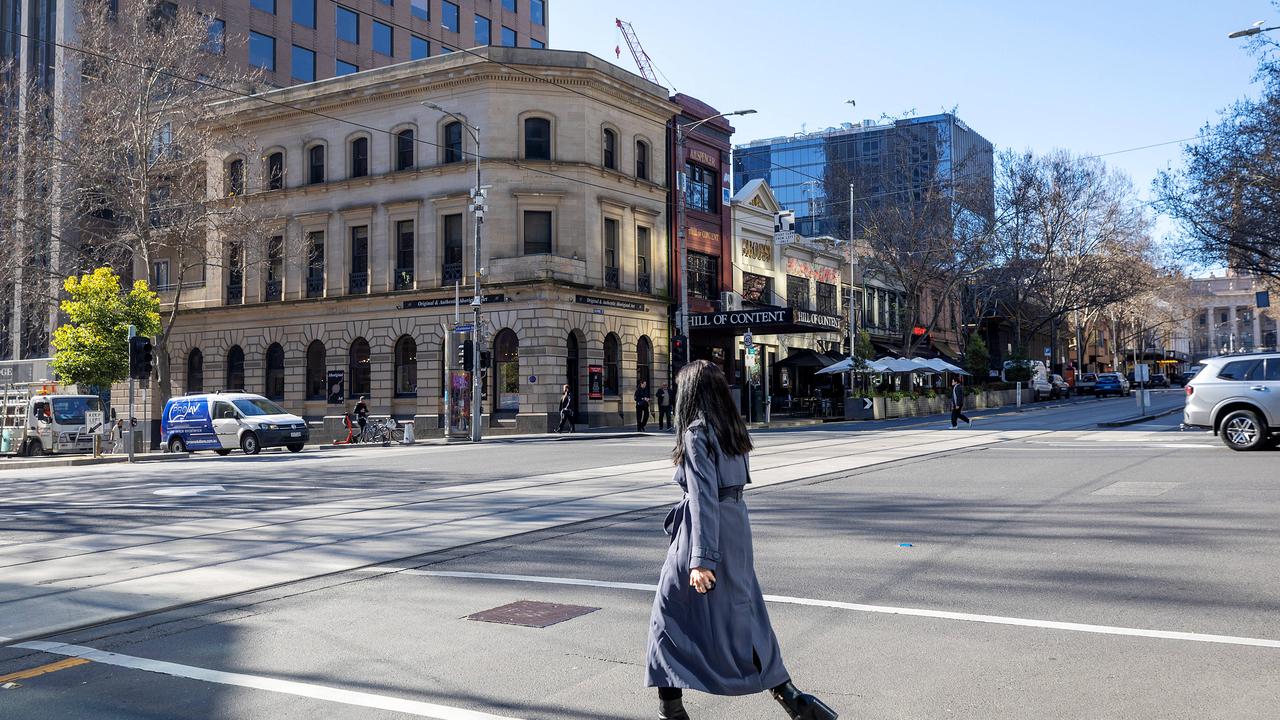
[349,337,371,398]
[636,336,652,389]
[305,340,326,400]
[493,329,520,414]
[187,348,204,393]
[394,335,417,397]
[307,144,325,184]
[635,139,649,180]
[604,333,620,396]
[443,121,463,163]
[395,128,415,171]
[602,128,616,170]
[265,343,286,401]
[224,158,244,196]
[350,136,369,178]
[524,117,550,160]
[227,345,245,391]
[565,332,580,418]
[265,151,285,190]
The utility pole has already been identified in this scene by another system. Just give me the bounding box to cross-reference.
[423,101,486,443]
[126,324,136,463]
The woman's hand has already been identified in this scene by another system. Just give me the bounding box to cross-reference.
[690,567,716,594]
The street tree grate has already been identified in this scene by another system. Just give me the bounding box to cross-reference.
[1091,481,1182,497]
[465,600,599,628]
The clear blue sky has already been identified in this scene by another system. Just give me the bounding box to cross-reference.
[553,1,1270,222]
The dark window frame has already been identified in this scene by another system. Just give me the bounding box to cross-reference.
[443,121,463,163]
[307,144,325,184]
[348,338,371,397]
[635,139,649,180]
[687,251,719,300]
[266,151,285,190]
[602,128,616,170]
[394,335,418,397]
[336,5,360,44]
[603,333,620,396]
[372,19,393,55]
[265,343,286,401]
[249,31,276,71]
[396,128,415,171]
[441,0,459,32]
[524,117,551,160]
[305,340,326,400]
[350,136,369,178]
[523,210,552,255]
[187,348,204,393]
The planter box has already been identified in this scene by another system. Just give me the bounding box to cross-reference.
[847,387,1032,420]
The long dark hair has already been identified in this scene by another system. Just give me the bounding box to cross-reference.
[672,360,752,465]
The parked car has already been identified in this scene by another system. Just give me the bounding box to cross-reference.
[1049,374,1072,399]
[1148,373,1171,389]
[1183,352,1280,451]
[1076,373,1098,395]
[161,392,309,455]
[1003,360,1054,401]
[1174,366,1202,386]
[1094,372,1131,397]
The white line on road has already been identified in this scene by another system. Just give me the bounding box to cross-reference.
[11,640,526,720]
[364,568,1280,651]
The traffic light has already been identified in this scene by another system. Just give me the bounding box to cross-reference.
[671,334,687,359]
[462,338,474,372]
[128,336,154,380]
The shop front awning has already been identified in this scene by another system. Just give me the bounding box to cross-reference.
[775,348,841,369]
[689,306,843,336]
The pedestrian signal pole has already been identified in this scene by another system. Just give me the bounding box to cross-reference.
[126,324,136,463]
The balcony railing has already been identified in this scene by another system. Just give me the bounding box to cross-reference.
[442,262,463,286]
[349,271,368,295]
[264,280,282,302]
[394,268,414,291]
[638,272,651,294]
[226,281,243,305]
[306,276,324,298]
[605,266,619,290]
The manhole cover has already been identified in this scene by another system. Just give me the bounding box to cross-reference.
[1091,481,1181,497]
[466,600,599,628]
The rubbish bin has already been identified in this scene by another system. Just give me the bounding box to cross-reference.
[1,428,11,454]
[401,420,415,445]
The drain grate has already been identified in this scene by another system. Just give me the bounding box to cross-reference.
[465,600,600,628]
[1091,481,1181,497]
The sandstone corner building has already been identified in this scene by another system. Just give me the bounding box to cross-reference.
[156,48,674,435]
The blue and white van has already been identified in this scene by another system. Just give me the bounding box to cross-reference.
[161,392,309,455]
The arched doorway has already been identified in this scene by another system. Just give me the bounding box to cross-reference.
[566,331,580,421]
[493,329,519,418]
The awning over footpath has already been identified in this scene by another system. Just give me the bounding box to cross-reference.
[774,348,846,370]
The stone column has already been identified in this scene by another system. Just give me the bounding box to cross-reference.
[1228,305,1238,351]
[1252,311,1262,352]
[1206,307,1217,353]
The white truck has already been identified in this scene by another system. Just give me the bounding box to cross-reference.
[1,383,107,457]
[1002,360,1055,401]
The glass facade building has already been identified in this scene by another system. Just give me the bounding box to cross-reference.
[733,114,994,238]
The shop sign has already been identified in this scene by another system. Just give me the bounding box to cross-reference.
[575,295,646,312]
[688,148,719,168]
[740,238,773,264]
[326,370,345,404]
[588,365,604,400]
[402,293,506,310]
[0,360,40,384]
[793,309,842,330]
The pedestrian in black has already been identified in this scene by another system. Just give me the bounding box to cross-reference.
[635,380,652,432]
[949,376,972,429]
[556,384,575,433]
[353,396,370,441]
[655,384,672,431]
[646,360,837,720]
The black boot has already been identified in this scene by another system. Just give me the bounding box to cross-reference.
[772,680,838,720]
[658,697,690,720]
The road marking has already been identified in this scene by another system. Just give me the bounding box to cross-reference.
[0,657,90,683]
[12,641,525,720]
[364,569,1280,651]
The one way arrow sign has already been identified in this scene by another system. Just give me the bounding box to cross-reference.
[862,398,873,410]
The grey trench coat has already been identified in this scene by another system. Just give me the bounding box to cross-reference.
[644,419,790,695]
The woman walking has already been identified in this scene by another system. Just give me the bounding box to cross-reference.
[646,360,837,720]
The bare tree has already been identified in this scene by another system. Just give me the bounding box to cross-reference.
[10,0,264,396]
[989,149,1154,356]
[1156,27,1280,280]
[831,121,995,358]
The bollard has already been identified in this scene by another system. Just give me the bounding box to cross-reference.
[402,419,415,445]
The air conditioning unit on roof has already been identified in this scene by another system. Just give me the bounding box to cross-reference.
[720,291,741,311]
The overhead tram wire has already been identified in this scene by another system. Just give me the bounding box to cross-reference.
[0,27,673,208]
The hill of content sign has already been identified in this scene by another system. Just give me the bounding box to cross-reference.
[689,307,841,334]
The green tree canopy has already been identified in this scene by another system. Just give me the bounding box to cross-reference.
[51,267,160,388]
[965,334,991,381]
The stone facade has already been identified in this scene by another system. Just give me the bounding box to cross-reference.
[148,47,675,435]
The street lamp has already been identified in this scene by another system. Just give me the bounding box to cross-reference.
[1229,21,1280,38]
[675,108,756,366]
[422,101,486,442]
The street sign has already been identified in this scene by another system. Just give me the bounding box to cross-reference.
[1134,363,1150,383]
[85,411,104,432]
[1043,346,1051,357]
[773,210,796,244]
[454,323,474,332]
[1258,290,1272,309]
[743,329,753,345]
[861,398,873,410]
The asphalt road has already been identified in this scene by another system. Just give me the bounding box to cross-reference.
[2,392,1276,719]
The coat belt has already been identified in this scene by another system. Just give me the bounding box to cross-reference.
[663,486,745,539]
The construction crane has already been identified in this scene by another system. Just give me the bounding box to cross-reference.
[615,18,661,86]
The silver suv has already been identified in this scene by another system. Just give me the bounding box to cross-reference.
[1183,352,1280,451]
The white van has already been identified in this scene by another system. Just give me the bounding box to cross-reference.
[1002,360,1054,401]
[161,392,308,455]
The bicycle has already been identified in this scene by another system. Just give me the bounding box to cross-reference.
[364,416,403,446]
